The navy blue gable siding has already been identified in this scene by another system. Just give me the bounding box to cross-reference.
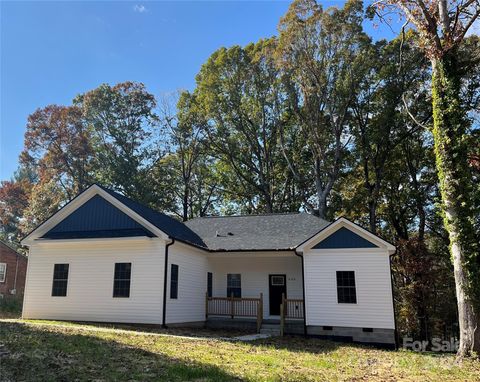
[42,195,154,239]
[98,185,206,248]
[313,227,378,249]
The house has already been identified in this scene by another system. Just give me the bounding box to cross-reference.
[21,184,397,346]
[0,241,28,297]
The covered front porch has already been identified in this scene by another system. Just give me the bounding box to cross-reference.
[205,251,305,334]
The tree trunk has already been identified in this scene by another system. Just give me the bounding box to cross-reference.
[182,182,189,222]
[431,54,480,358]
[314,158,328,220]
[317,196,327,220]
[368,198,377,234]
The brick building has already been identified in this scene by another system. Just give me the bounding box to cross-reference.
[0,241,28,297]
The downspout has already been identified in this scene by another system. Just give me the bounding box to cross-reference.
[294,250,307,337]
[13,254,19,294]
[389,251,399,350]
[162,238,175,328]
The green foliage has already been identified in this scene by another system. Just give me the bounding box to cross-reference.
[431,53,480,310]
[392,237,457,341]
[2,0,479,348]
[343,33,430,233]
[20,180,66,235]
[74,82,159,205]
[193,39,299,213]
[152,91,221,220]
[276,0,370,218]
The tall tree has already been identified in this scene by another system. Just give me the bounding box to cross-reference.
[20,179,66,236]
[75,82,159,205]
[0,178,32,245]
[194,39,298,213]
[276,0,369,219]
[20,105,95,198]
[350,36,430,233]
[374,0,480,357]
[155,92,219,221]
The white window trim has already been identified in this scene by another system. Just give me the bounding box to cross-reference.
[227,273,241,297]
[113,262,132,299]
[336,270,357,305]
[52,263,70,297]
[0,263,6,283]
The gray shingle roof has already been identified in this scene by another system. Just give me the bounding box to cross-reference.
[98,185,207,248]
[101,185,330,251]
[24,184,332,251]
[184,213,330,251]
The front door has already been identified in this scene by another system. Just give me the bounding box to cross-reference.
[269,274,286,316]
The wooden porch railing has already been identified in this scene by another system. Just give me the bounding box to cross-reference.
[280,293,304,336]
[206,293,263,332]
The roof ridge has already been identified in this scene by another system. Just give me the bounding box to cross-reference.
[191,212,304,219]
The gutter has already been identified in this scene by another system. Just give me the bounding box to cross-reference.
[294,250,308,337]
[162,238,175,328]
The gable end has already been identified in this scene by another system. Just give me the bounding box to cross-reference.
[42,195,154,239]
[312,227,378,249]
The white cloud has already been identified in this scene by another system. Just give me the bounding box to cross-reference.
[133,4,148,13]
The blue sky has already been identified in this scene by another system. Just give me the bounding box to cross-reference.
[0,1,398,181]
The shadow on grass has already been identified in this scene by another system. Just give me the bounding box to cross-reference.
[244,334,346,355]
[32,320,348,356]
[0,321,242,382]
[22,319,252,339]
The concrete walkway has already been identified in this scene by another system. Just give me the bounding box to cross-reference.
[232,333,272,341]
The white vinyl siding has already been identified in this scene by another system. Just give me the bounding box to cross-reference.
[208,253,303,318]
[166,242,208,324]
[303,250,395,329]
[22,236,394,330]
[22,238,165,324]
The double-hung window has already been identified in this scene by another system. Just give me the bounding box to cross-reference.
[336,271,357,304]
[52,264,69,297]
[227,274,241,298]
[113,263,131,298]
[0,263,6,283]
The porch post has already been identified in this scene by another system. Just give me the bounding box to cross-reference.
[260,292,263,320]
[205,292,209,320]
[230,293,234,319]
[280,302,285,337]
[257,293,263,333]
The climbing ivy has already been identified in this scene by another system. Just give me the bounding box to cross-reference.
[431,51,480,311]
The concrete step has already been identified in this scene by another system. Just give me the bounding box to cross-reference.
[260,330,280,336]
[260,324,281,336]
[261,324,280,329]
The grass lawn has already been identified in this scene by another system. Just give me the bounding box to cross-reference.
[0,320,479,381]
